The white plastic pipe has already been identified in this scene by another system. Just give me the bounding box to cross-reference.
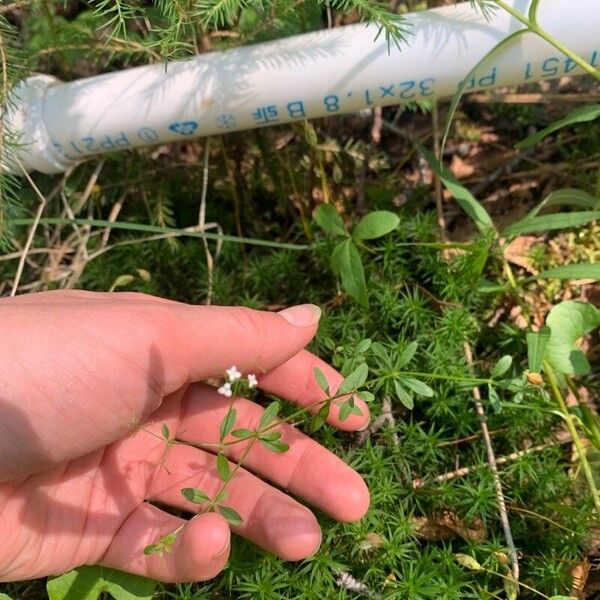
[5,0,600,174]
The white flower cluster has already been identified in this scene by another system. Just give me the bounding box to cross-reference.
[217,365,258,397]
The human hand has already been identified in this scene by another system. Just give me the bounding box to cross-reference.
[0,291,370,582]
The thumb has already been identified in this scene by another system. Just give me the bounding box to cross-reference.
[161,303,321,390]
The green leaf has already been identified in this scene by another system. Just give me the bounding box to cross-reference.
[338,397,363,422]
[339,363,369,394]
[441,28,528,156]
[332,239,368,306]
[220,408,236,440]
[453,553,483,572]
[309,402,330,433]
[548,597,576,600]
[545,301,600,375]
[394,380,414,410]
[417,143,494,232]
[491,355,513,378]
[108,274,135,292]
[353,211,400,240]
[527,326,551,373]
[537,262,600,281]
[47,566,156,600]
[231,428,254,439]
[397,341,417,368]
[523,188,599,222]
[313,204,346,236]
[260,437,290,452]
[402,377,434,398]
[181,487,210,504]
[0,595,13,600]
[488,384,501,413]
[161,423,170,440]
[371,342,392,367]
[314,367,330,395]
[218,505,244,525]
[516,104,600,149]
[357,390,375,402]
[259,400,280,429]
[504,211,600,236]
[216,452,231,482]
[356,338,372,353]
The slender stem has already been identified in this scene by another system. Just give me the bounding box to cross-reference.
[493,0,600,81]
[544,360,600,518]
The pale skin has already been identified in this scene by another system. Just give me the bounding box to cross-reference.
[0,291,370,583]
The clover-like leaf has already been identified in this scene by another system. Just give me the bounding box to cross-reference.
[353,211,400,240]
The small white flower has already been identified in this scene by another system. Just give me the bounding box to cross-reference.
[247,373,258,388]
[218,382,232,397]
[226,365,242,382]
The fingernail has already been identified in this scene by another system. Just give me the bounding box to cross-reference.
[278,304,321,327]
[212,538,230,559]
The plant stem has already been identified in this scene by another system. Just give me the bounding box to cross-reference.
[493,0,600,81]
[543,360,600,518]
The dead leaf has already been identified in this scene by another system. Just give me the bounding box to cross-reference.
[412,511,486,543]
[450,155,475,179]
[504,235,540,275]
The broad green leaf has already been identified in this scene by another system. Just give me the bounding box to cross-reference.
[333,239,368,306]
[220,408,236,439]
[394,380,414,410]
[313,204,346,236]
[397,341,417,368]
[371,342,392,367]
[47,566,155,600]
[491,355,512,378]
[537,263,600,281]
[357,390,375,402]
[516,104,600,149]
[527,326,551,373]
[402,377,434,398]
[0,595,13,600]
[259,400,280,429]
[488,384,501,413]
[260,438,290,452]
[231,428,254,439]
[218,505,244,525]
[181,487,210,504]
[353,211,400,240]
[313,367,330,394]
[339,363,369,394]
[356,338,372,353]
[453,553,483,572]
[545,301,600,375]
[417,143,494,232]
[309,402,330,433]
[216,452,231,482]
[504,211,600,236]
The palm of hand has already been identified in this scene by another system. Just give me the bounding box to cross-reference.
[0,292,369,582]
